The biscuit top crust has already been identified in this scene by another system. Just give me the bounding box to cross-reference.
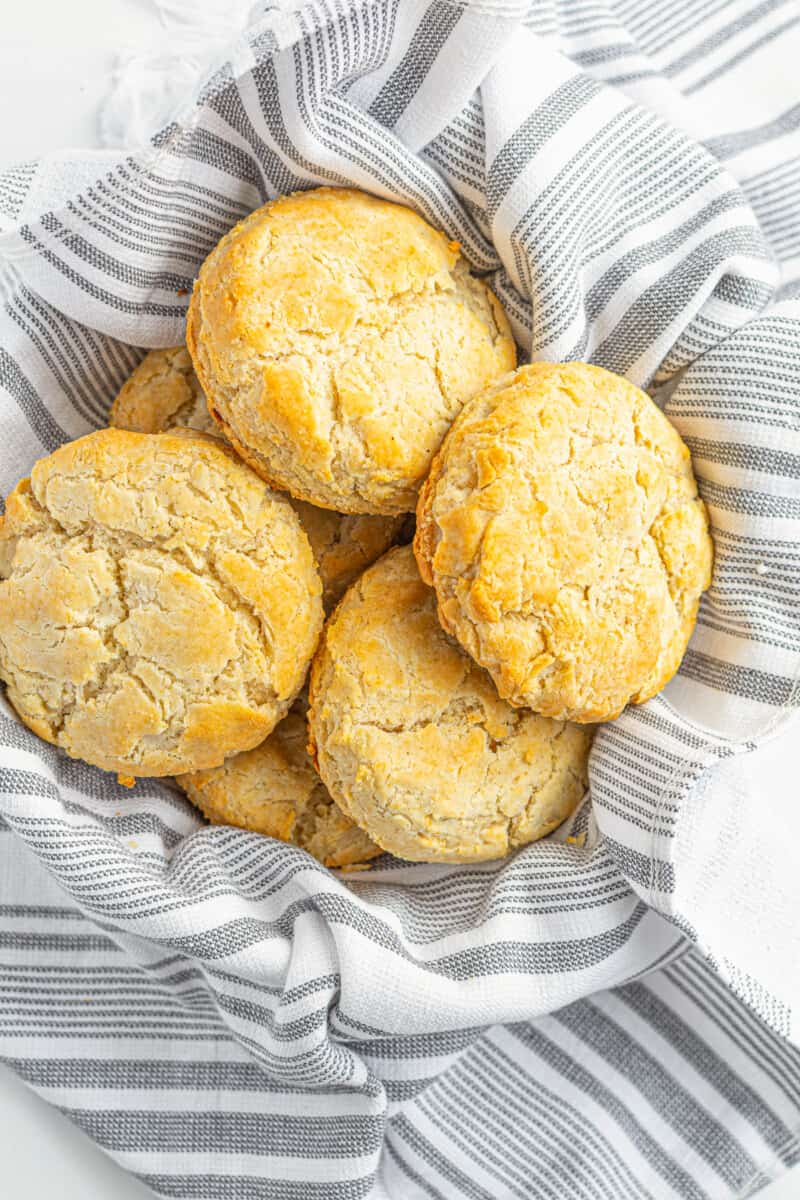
[177,700,381,869]
[110,346,215,434]
[0,428,323,776]
[186,187,516,515]
[308,545,591,863]
[415,362,713,723]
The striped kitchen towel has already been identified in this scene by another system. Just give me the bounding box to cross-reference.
[0,1,798,1196]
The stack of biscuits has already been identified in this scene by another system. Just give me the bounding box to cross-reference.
[0,188,713,866]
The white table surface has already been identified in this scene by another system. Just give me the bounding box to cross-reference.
[0,3,796,1197]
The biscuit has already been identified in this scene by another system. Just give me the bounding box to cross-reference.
[186,187,516,515]
[110,346,215,435]
[177,700,381,869]
[415,362,713,723]
[308,545,591,863]
[110,350,405,609]
[290,500,405,609]
[0,429,323,777]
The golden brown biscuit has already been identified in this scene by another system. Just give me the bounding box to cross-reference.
[186,187,516,515]
[110,350,405,609]
[177,700,380,869]
[308,546,591,863]
[0,429,323,777]
[415,362,713,723]
[110,346,215,435]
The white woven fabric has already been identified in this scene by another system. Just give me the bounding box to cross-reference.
[0,2,798,1196]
